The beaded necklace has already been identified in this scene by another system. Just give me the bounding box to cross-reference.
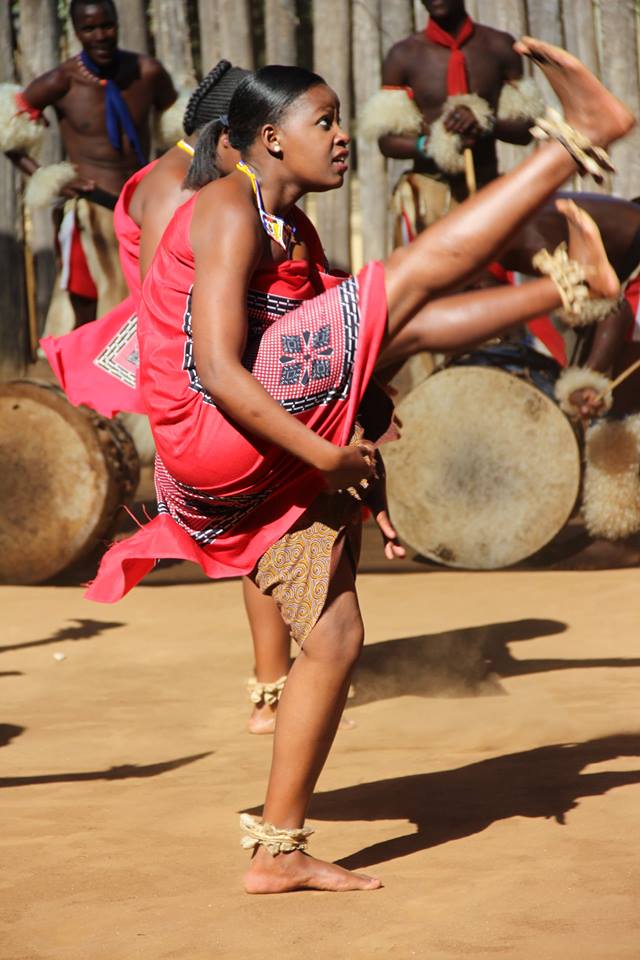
[236,160,297,254]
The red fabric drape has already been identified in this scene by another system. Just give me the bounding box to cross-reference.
[425,16,474,95]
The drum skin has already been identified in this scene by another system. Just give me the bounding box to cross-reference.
[0,380,140,584]
[383,367,581,569]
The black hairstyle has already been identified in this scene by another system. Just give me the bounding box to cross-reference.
[69,0,118,26]
[227,65,327,153]
[182,60,251,136]
[182,119,227,191]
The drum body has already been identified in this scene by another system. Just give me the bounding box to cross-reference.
[0,379,140,584]
[383,366,581,569]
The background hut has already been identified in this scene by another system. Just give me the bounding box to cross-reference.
[2,0,640,377]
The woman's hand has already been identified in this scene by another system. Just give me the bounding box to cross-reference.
[319,441,376,492]
[374,508,407,561]
[359,450,406,560]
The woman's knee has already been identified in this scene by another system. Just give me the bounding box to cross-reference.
[304,603,364,669]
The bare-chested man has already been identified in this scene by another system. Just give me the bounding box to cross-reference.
[361,0,544,243]
[3,0,178,329]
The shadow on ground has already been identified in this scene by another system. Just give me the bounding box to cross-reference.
[0,723,25,748]
[0,618,125,655]
[244,734,640,869]
[351,618,640,704]
[0,750,212,788]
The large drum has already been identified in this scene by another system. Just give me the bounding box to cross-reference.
[384,366,581,569]
[0,379,140,584]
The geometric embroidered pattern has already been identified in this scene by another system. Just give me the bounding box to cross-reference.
[244,275,361,415]
[181,275,361,417]
[181,286,216,406]
[279,325,334,387]
[155,455,271,545]
[93,312,139,388]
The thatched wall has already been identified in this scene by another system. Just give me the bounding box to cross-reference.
[1,0,639,375]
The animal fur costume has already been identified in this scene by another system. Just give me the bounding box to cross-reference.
[360,77,545,174]
[554,366,613,418]
[582,415,640,540]
[0,83,45,154]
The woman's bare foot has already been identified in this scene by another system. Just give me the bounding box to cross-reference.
[248,702,277,734]
[558,198,620,299]
[514,37,635,146]
[248,704,356,735]
[244,847,382,894]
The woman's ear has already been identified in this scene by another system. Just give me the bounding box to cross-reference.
[262,124,283,157]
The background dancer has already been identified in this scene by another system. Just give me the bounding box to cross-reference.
[40,59,296,737]
[362,0,542,243]
[2,0,177,331]
[85,46,633,894]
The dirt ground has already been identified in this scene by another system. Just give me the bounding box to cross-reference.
[2,555,640,959]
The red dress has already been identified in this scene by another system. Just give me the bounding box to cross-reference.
[86,193,388,601]
[40,161,156,416]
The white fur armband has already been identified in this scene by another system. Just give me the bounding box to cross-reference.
[0,84,45,153]
[497,78,545,121]
[359,87,423,141]
[554,366,613,417]
[156,90,192,148]
[582,415,640,539]
[426,94,493,175]
[24,161,77,208]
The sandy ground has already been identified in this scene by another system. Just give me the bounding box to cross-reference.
[2,557,640,959]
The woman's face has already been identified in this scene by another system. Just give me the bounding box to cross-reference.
[271,84,350,192]
[215,131,241,176]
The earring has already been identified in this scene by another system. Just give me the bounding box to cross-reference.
[272,144,282,156]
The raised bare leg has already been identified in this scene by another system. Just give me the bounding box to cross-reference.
[378,200,621,367]
[382,41,634,339]
[244,552,381,894]
[242,577,291,735]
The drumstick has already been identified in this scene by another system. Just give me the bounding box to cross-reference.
[596,356,640,400]
[464,148,477,195]
[22,205,39,363]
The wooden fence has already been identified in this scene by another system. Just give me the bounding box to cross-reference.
[2,0,640,377]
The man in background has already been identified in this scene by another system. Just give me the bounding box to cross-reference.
[3,0,179,330]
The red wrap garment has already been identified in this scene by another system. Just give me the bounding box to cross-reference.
[40,162,156,416]
[85,194,388,601]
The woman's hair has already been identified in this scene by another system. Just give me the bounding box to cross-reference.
[227,65,326,153]
[182,60,251,136]
[182,119,226,191]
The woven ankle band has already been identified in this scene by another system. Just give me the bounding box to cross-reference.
[530,108,615,184]
[240,813,314,855]
[247,675,287,707]
[532,243,591,325]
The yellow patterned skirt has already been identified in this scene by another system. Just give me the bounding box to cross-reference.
[253,490,362,647]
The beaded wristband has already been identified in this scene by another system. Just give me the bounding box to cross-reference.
[416,133,429,155]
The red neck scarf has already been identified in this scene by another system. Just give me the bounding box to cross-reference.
[425,15,474,95]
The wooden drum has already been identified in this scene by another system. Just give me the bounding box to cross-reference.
[0,379,140,584]
[383,366,581,569]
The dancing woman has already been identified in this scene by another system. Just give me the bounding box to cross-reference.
[86,42,633,892]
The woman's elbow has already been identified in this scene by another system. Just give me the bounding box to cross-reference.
[196,358,240,405]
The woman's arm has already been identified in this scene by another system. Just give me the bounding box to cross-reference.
[189,183,374,490]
